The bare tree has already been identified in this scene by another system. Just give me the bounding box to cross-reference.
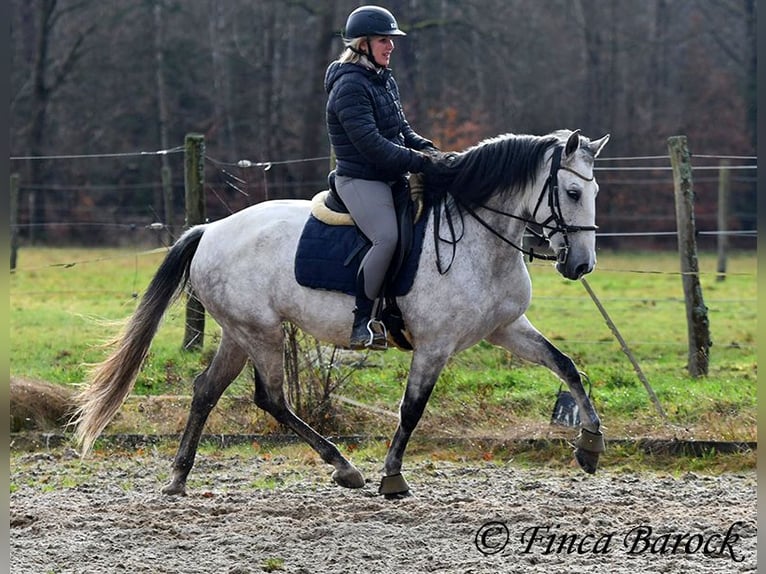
[8,0,756,244]
[154,0,173,238]
[22,0,95,242]
[207,0,238,161]
[296,1,338,192]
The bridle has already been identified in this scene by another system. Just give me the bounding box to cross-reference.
[434,144,598,274]
[528,146,598,264]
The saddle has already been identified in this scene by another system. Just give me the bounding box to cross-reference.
[294,172,429,350]
[312,171,426,227]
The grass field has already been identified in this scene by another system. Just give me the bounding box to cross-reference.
[9,246,757,449]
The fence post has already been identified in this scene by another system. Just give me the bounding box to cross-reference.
[716,160,730,281]
[10,173,20,270]
[667,135,711,377]
[183,133,206,350]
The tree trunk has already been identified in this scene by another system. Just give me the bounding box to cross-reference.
[266,4,284,198]
[299,2,337,196]
[573,0,614,136]
[744,0,756,150]
[208,0,237,161]
[649,0,670,133]
[27,0,57,244]
[26,0,92,243]
[154,0,173,242]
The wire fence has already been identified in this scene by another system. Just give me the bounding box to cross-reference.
[8,144,757,436]
[9,142,757,261]
[9,147,757,240]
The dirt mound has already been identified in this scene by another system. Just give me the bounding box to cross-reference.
[10,377,75,432]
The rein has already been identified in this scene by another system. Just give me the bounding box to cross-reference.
[432,144,597,274]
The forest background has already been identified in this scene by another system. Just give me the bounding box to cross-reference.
[9,0,757,249]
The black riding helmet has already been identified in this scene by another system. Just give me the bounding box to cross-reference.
[344,5,407,39]
[343,5,406,68]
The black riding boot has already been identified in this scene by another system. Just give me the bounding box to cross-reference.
[349,274,387,350]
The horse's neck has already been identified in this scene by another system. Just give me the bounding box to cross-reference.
[432,193,530,272]
[470,193,530,242]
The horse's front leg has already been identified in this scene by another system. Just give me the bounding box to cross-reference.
[487,314,605,474]
[381,349,450,498]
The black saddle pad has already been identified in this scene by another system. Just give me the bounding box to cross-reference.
[294,214,428,296]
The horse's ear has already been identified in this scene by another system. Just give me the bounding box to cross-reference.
[564,129,581,157]
[588,134,611,158]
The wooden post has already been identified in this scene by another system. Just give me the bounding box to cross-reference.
[581,278,668,422]
[667,136,711,377]
[183,133,206,350]
[716,160,730,281]
[10,174,20,270]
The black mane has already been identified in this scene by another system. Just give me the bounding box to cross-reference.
[424,133,561,208]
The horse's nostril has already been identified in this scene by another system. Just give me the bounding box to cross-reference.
[574,263,591,278]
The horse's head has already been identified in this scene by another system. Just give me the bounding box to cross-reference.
[534,130,610,280]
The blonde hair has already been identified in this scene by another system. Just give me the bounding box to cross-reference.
[338,37,376,70]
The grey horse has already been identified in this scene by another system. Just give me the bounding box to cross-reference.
[73,129,610,498]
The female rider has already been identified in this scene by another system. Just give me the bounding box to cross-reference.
[325,5,441,349]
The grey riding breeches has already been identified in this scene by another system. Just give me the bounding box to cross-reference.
[335,175,398,300]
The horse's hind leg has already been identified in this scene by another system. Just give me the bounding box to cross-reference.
[162,333,248,496]
[487,315,604,474]
[250,332,365,489]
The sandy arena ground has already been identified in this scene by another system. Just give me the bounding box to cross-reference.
[10,445,757,574]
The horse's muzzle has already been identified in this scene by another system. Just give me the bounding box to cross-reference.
[556,251,594,280]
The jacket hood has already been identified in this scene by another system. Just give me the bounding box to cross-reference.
[324,61,389,93]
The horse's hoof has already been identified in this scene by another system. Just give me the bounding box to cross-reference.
[574,428,604,474]
[332,466,365,489]
[574,448,599,474]
[161,481,187,496]
[378,473,410,498]
[384,490,412,500]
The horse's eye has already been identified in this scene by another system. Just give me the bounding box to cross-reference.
[566,188,581,201]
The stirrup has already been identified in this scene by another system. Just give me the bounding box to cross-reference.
[363,319,388,350]
[350,319,387,350]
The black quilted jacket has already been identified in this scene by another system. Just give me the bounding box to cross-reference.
[325,61,434,181]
